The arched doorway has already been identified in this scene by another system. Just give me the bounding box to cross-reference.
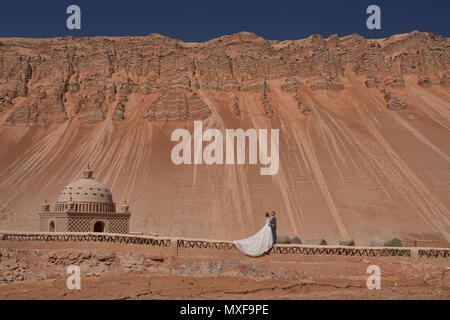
[49,221,55,232]
[93,221,105,233]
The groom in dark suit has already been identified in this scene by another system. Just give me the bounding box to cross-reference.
[270,211,277,244]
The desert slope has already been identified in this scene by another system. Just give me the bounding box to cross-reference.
[0,31,449,245]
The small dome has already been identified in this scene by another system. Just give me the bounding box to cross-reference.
[56,178,113,204]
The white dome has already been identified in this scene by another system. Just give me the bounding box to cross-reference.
[56,178,113,204]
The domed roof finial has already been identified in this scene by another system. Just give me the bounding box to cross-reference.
[83,164,94,179]
[67,195,75,212]
[41,197,50,212]
[121,200,130,213]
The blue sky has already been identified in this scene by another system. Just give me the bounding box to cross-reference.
[0,0,449,41]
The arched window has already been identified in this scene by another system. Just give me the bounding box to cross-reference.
[93,221,105,233]
[49,221,55,232]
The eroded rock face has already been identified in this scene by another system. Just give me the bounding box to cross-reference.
[365,76,382,88]
[140,78,159,95]
[230,95,240,116]
[440,72,450,87]
[353,53,391,76]
[310,76,344,91]
[243,78,265,91]
[293,91,311,115]
[385,75,406,88]
[0,95,12,108]
[281,77,298,92]
[387,98,407,110]
[260,81,274,118]
[112,102,125,122]
[382,90,407,110]
[145,90,211,122]
[0,32,449,245]
[381,90,408,110]
[0,31,447,125]
[418,76,432,87]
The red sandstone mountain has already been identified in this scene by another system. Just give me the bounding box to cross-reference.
[0,31,449,246]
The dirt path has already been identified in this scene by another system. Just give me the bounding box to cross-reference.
[0,241,448,300]
[1,271,448,300]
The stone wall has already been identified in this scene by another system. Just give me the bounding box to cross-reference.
[39,212,130,234]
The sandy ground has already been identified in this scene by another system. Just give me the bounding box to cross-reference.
[1,272,448,300]
[0,241,448,300]
[1,273,449,300]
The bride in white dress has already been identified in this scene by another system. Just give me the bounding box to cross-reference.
[234,213,273,257]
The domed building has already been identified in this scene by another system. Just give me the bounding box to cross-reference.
[39,165,131,234]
